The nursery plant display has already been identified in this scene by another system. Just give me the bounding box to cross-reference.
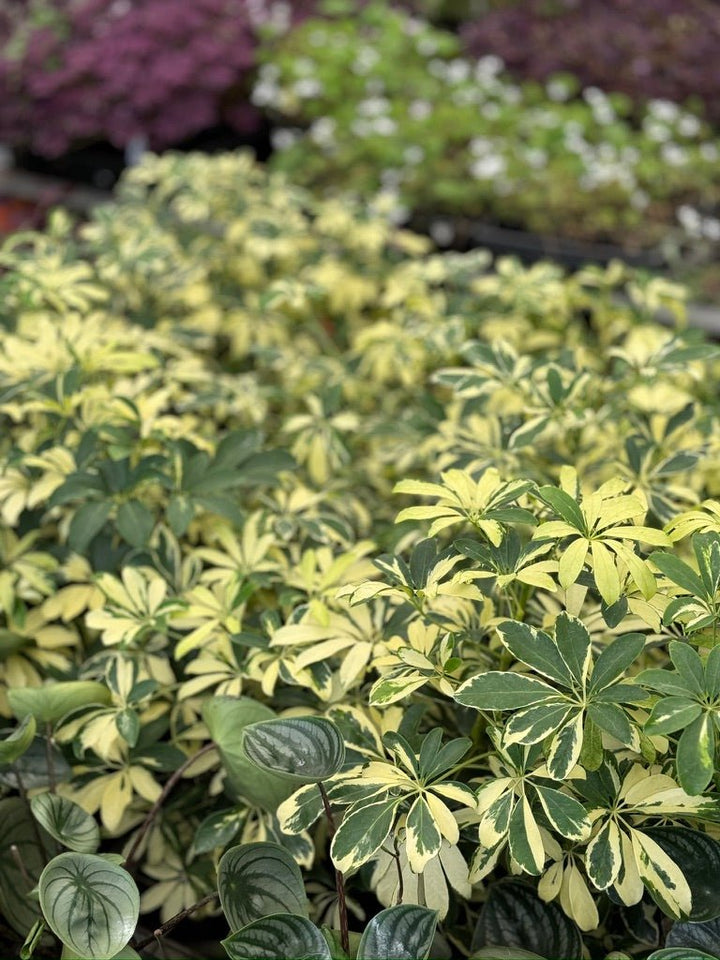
[257,1,720,258]
[460,0,720,127]
[0,0,314,158]
[2,152,720,958]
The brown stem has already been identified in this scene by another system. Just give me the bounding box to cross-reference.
[123,742,217,873]
[318,782,349,955]
[45,724,56,793]
[393,836,404,905]
[134,891,219,952]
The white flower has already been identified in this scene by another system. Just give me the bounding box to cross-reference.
[703,217,720,242]
[630,190,649,209]
[446,59,471,84]
[662,143,689,166]
[373,116,397,136]
[403,146,425,165]
[643,120,671,142]
[309,117,336,147]
[470,137,494,156]
[470,155,506,179]
[677,205,703,237]
[546,79,570,101]
[271,128,300,151]
[525,148,547,170]
[293,78,323,99]
[409,100,432,120]
[357,97,391,117]
[649,99,679,123]
[251,82,279,107]
[352,46,380,74]
[475,55,504,78]
[700,143,719,161]
[677,114,701,138]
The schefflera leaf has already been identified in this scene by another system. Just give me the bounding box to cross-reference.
[218,842,309,932]
[38,853,139,960]
[30,793,100,854]
[241,716,345,781]
[357,904,438,960]
[222,914,331,960]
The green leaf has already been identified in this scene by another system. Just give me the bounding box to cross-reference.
[166,495,195,536]
[585,819,621,890]
[193,808,245,855]
[589,633,646,693]
[497,621,574,687]
[0,798,46,935]
[505,703,573,746]
[61,947,141,959]
[665,916,720,957]
[30,794,100,854]
[405,796,442,873]
[8,682,111,725]
[508,797,543,875]
[546,712,583,780]
[455,673,561,711]
[471,879,583,959]
[669,642,706,697]
[650,552,707,597]
[645,698,703,736]
[0,715,37,763]
[471,951,544,960]
[647,827,720,921]
[330,798,400,874]
[21,919,46,960]
[115,709,140,748]
[276,784,325,836]
[647,950,717,960]
[636,668,696,698]
[536,487,586,532]
[677,714,716,795]
[532,784,590,842]
[38,853,139,959]
[587,702,636,747]
[218,842,309,932]
[0,738,70,791]
[242,717,345,782]
[222,914,331,960]
[68,500,113,552]
[115,500,154,547]
[202,698,296,810]
[554,613,592,686]
[357,905,438,960]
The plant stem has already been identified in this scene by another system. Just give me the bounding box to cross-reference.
[318,782,349,955]
[133,891,219,951]
[393,836,404,905]
[45,724,56,793]
[123,742,217,873]
[417,868,427,907]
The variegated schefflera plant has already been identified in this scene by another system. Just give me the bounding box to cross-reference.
[1,152,720,958]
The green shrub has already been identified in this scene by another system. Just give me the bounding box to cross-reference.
[1,152,720,958]
[257,1,720,254]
